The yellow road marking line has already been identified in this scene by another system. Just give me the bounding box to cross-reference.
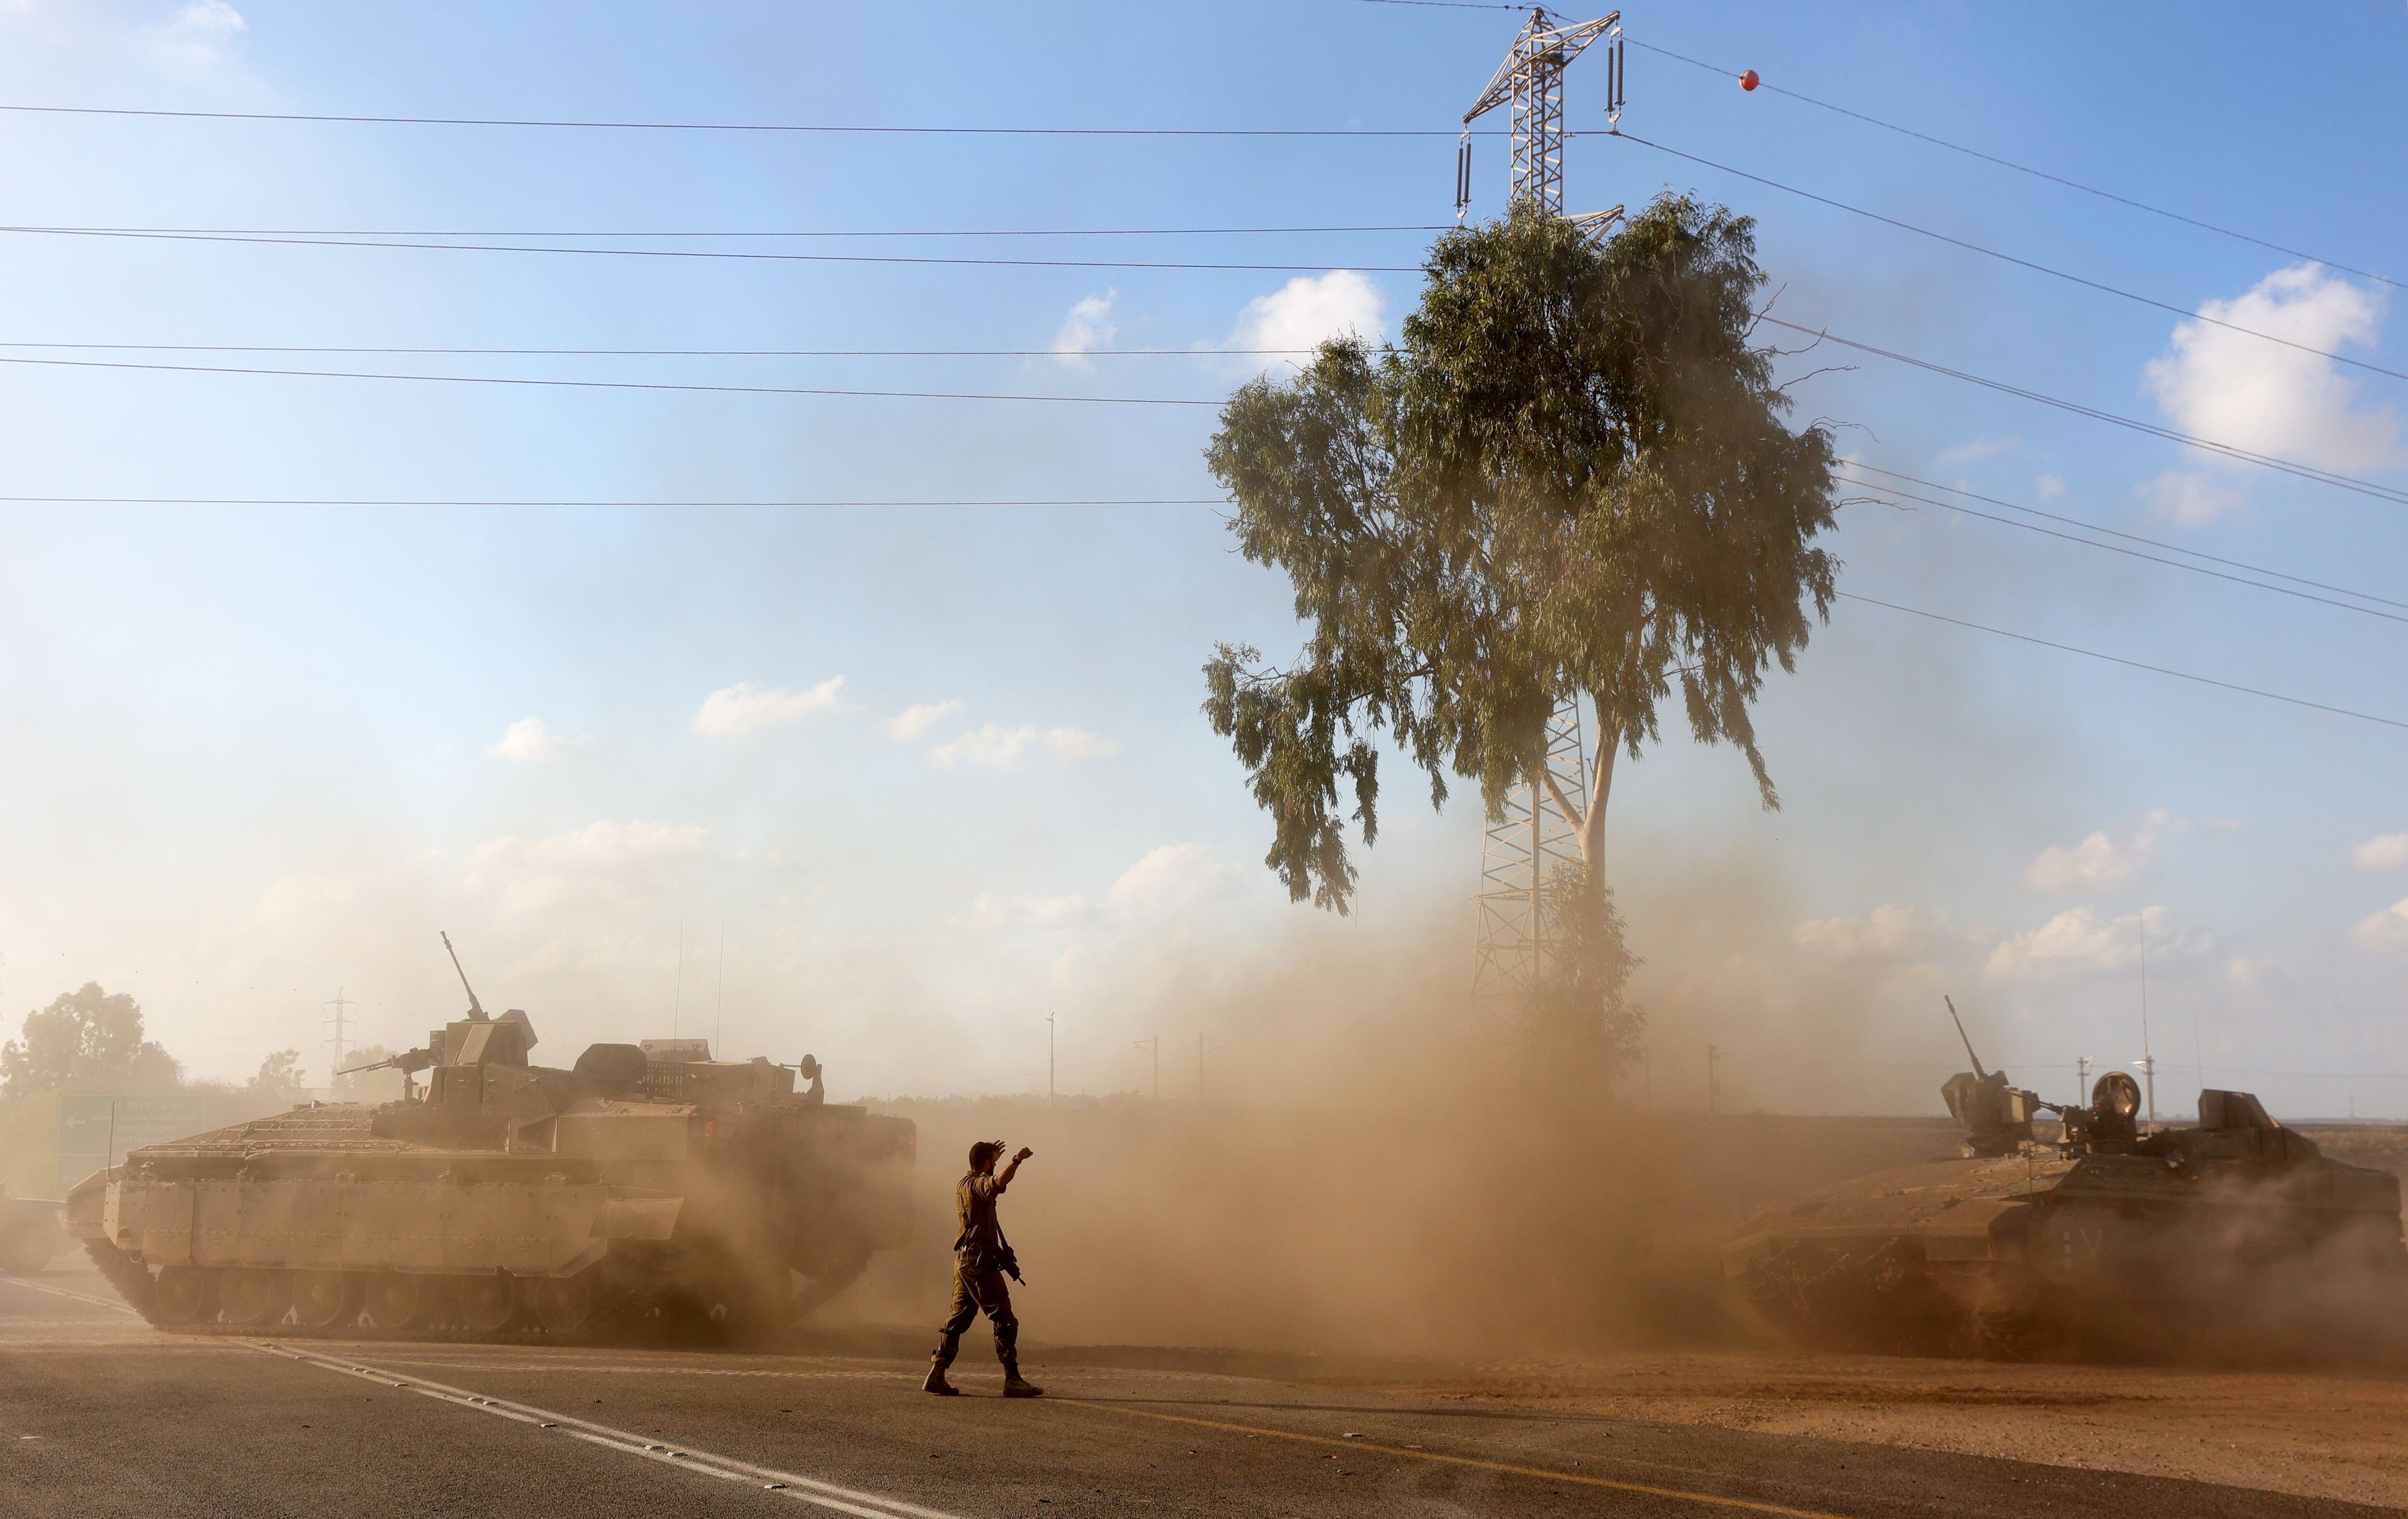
[1060,1398,1858,1519]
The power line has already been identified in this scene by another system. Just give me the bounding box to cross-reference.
[1623,37,2406,295]
[1837,591,2408,732]
[0,222,1448,240]
[10,341,2404,528]
[0,225,1421,274]
[0,495,1224,507]
[0,102,1479,137]
[0,341,1318,359]
[0,353,1220,404]
[1839,462,2408,613]
[1838,467,2408,626]
[1613,131,2408,389]
[1759,315,2408,509]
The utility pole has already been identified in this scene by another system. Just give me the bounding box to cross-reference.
[2138,917,2156,1130]
[672,915,687,1044]
[1133,1035,1160,1100]
[322,988,356,1083]
[1706,1044,1721,1116]
[1198,1034,1230,1103]
[714,919,726,1055]
[1046,1011,1057,1110]
[2077,1054,2093,1104]
[1459,8,1628,1018]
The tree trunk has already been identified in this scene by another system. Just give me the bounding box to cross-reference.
[1535,696,1618,909]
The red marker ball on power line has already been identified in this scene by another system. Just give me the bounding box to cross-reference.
[1740,69,1760,91]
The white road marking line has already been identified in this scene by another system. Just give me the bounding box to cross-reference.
[0,1277,140,1316]
[255,1341,969,1519]
[372,1360,909,1380]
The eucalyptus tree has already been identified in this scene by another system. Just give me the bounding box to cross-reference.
[1203,195,1839,1042]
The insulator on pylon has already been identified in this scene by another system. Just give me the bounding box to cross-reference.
[1455,136,1473,220]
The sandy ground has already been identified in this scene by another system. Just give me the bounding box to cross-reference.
[1296,1349,2408,1512]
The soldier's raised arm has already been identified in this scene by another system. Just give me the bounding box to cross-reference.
[996,1145,1033,1192]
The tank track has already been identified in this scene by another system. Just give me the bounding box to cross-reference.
[79,1238,830,1349]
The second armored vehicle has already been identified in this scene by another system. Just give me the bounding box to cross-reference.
[1723,1006,2406,1357]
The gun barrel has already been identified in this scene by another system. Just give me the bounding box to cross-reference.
[1943,995,1989,1081]
[440,930,487,1018]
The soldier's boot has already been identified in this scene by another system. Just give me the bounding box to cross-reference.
[995,1320,1040,1396]
[923,1335,961,1396]
[1001,1362,1044,1399]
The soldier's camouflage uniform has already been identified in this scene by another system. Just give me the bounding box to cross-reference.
[931,1169,1018,1373]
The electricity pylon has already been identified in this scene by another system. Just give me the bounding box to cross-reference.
[323,988,355,1085]
[1455,8,1624,222]
[1460,8,1623,1011]
[1470,704,1592,1010]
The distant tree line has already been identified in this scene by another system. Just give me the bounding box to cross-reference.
[1,982,327,1104]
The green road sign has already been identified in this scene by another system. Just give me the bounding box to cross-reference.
[55,1094,210,1192]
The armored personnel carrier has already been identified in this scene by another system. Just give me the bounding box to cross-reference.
[66,942,913,1340]
[1723,1002,2406,1357]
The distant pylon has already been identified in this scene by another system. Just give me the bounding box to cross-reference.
[323,988,356,1083]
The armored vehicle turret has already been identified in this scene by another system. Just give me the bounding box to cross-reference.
[67,945,912,1340]
[1723,1003,2405,1357]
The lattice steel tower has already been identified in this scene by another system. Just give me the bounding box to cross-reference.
[1459,9,1624,1009]
[1455,8,1624,222]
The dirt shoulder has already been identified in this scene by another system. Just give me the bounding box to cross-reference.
[1304,1350,2408,1512]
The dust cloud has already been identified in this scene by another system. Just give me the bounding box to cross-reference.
[838,1092,1965,1360]
[824,905,1973,1362]
[815,905,2408,1372]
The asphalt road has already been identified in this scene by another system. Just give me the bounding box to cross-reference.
[1,1264,2395,1519]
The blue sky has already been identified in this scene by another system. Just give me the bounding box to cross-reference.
[1,0,2405,1118]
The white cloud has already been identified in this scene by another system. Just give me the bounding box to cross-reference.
[928,723,1035,769]
[2135,468,2248,526]
[692,677,848,736]
[1051,291,1117,367]
[168,0,244,43]
[487,715,580,763]
[2355,898,2408,953]
[2035,473,2066,501]
[2352,832,2408,873]
[1230,270,1385,361]
[255,869,367,928]
[2022,809,2222,895]
[1041,727,1119,762]
[883,700,965,741]
[971,892,1091,931]
[1110,843,1241,912]
[2023,830,2153,894]
[926,722,1118,770]
[459,821,707,913]
[1790,904,1941,962]
[1937,436,2019,464]
[2143,263,2401,478]
[1985,904,2209,982]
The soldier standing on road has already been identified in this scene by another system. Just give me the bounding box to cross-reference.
[924,1140,1042,1398]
